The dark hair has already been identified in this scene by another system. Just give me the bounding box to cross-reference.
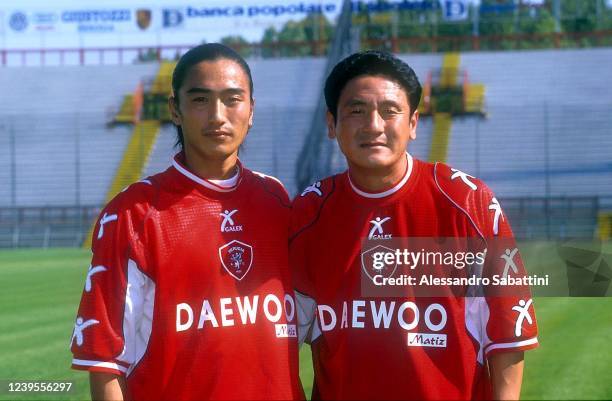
[324,50,422,122]
[171,43,254,150]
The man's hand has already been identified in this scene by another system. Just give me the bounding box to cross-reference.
[90,372,127,401]
[489,351,524,400]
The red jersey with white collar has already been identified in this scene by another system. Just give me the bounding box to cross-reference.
[71,153,303,400]
[291,154,538,400]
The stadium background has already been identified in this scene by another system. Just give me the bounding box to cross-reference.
[1,0,611,399]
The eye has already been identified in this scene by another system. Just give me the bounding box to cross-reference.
[350,108,364,115]
[193,96,208,103]
[383,107,400,116]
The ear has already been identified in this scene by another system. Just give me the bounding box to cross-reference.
[408,110,419,141]
[168,96,181,126]
[326,111,337,139]
[248,98,255,128]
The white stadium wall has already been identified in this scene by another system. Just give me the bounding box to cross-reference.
[1,47,611,208]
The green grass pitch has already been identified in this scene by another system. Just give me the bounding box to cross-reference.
[0,247,610,400]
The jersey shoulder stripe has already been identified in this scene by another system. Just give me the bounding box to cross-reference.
[250,170,290,208]
[110,176,158,212]
[434,162,497,239]
[92,175,160,253]
[252,170,284,187]
[290,175,336,242]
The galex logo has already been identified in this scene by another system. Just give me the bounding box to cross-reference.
[368,216,392,240]
[220,209,243,232]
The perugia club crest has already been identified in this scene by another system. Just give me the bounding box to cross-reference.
[218,240,253,280]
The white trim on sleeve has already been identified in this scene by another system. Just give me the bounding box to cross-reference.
[295,290,317,345]
[72,359,128,373]
[484,337,539,354]
[117,259,155,377]
[464,296,491,365]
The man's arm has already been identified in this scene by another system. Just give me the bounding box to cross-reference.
[90,372,127,401]
[488,351,524,401]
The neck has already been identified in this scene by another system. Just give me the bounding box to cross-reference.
[348,155,408,193]
[184,149,239,180]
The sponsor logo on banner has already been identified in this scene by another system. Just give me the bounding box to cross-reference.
[136,9,152,30]
[61,9,131,23]
[480,2,517,14]
[219,240,253,280]
[32,12,58,31]
[9,11,28,31]
[34,13,56,24]
[163,9,184,28]
[441,0,469,22]
[184,3,336,18]
[61,9,131,33]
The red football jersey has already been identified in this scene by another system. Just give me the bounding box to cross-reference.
[291,154,538,400]
[71,153,303,400]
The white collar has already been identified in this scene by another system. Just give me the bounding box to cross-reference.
[348,153,413,199]
[172,155,241,193]
[209,170,240,188]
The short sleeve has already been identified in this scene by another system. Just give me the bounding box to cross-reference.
[70,193,152,376]
[478,188,539,357]
[289,193,322,345]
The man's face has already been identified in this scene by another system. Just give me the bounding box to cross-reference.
[170,58,253,162]
[327,75,418,171]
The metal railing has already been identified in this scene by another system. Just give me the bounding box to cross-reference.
[0,197,606,248]
[0,205,100,248]
[2,30,612,67]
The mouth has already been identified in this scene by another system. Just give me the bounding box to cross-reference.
[203,130,232,138]
[360,142,387,149]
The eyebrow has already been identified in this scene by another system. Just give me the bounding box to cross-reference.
[185,87,246,95]
[343,99,402,108]
[343,99,368,107]
[379,100,402,108]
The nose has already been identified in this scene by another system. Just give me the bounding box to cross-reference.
[364,110,384,134]
[208,99,225,126]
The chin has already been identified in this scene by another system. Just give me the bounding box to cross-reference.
[348,154,392,170]
[194,144,239,160]
[346,147,406,170]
